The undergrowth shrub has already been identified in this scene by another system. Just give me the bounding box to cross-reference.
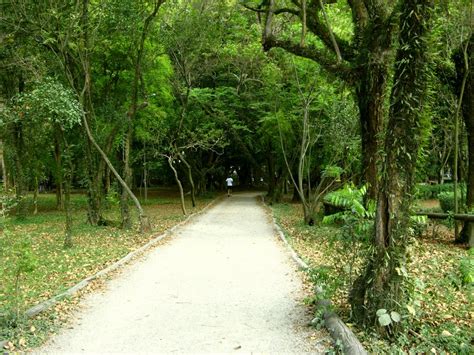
[438,191,464,213]
[460,248,474,285]
[414,183,466,200]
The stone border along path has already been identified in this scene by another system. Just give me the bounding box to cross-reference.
[262,197,367,355]
[33,192,331,353]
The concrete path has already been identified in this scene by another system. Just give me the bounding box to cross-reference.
[39,193,328,353]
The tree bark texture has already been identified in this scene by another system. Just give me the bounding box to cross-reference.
[351,0,434,325]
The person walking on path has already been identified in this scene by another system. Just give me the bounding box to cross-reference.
[226,176,234,197]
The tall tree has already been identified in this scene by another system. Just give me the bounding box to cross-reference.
[249,0,400,199]
[351,0,434,325]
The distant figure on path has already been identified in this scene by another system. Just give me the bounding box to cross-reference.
[225,176,234,197]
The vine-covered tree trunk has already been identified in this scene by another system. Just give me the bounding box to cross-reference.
[351,0,433,326]
[356,62,390,200]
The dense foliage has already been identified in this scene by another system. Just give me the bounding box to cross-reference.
[0,0,472,352]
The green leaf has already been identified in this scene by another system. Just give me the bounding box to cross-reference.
[378,313,392,327]
[406,305,416,316]
[390,311,401,322]
[376,308,387,316]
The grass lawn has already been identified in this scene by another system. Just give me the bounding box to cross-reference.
[0,188,217,350]
[270,200,473,354]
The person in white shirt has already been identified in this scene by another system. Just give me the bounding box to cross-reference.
[225,176,234,197]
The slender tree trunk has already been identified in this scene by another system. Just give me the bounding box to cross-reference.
[351,0,433,326]
[178,153,195,208]
[54,135,64,210]
[84,135,103,225]
[168,156,186,215]
[60,130,74,249]
[456,34,473,245]
[0,140,7,190]
[12,121,27,220]
[33,175,38,215]
[144,161,148,203]
[120,127,133,229]
[82,111,151,232]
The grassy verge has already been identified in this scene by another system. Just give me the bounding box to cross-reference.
[270,200,473,354]
[0,188,217,351]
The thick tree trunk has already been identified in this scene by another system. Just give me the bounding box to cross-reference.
[351,0,433,326]
[356,62,389,200]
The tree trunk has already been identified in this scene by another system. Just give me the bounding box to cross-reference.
[457,35,473,243]
[80,0,150,232]
[144,161,148,203]
[0,140,7,190]
[54,135,64,210]
[12,121,27,220]
[356,62,389,200]
[60,130,74,249]
[120,0,164,228]
[351,0,433,326]
[267,143,276,204]
[168,156,187,215]
[84,136,103,225]
[33,175,38,215]
[179,152,196,208]
[120,126,133,229]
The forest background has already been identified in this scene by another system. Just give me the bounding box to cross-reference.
[0,0,472,353]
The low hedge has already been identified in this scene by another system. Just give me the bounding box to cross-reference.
[415,183,466,200]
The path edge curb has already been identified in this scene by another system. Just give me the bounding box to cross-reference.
[1,195,224,350]
[260,196,367,355]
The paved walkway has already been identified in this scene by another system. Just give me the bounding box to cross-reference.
[39,193,328,353]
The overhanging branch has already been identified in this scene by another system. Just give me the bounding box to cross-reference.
[263,36,354,82]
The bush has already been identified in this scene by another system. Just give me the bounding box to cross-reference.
[460,249,474,285]
[414,184,435,199]
[438,191,464,213]
[414,183,466,200]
